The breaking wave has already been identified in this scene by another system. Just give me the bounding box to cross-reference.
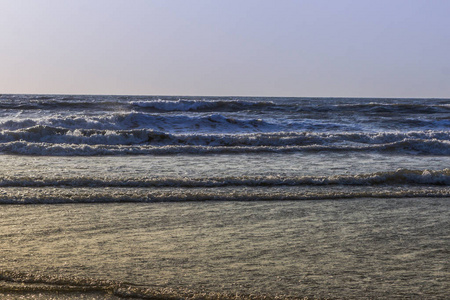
[0,112,362,133]
[1,187,449,204]
[1,169,448,188]
[131,99,276,112]
[1,169,448,204]
[0,128,449,155]
[0,113,278,132]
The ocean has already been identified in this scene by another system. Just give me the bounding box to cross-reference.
[0,94,449,299]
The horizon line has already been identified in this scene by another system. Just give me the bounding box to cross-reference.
[1,92,449,100]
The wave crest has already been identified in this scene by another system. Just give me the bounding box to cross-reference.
[131,99,275,111]
[0,130,449,155]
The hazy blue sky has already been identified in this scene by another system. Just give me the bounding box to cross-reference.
[1,0,449,97]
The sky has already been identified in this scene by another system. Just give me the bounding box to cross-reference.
[1,0,450,97]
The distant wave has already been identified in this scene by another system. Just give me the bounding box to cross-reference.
[0,98,276,114]
[294,101,450,114]
[0,96,128,111]
[1,95,449,114]
[131,99,275,112]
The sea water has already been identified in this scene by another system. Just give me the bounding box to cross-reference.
[0,95,449,299]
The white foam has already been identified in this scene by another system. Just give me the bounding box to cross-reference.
[0,169,448,188]
[0,186,449,204]
[0,113,283,133]
[0,129,449,155]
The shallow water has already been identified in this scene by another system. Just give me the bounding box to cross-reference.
[1,199,449,299]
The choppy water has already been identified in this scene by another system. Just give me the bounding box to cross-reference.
[0,94,449,298]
